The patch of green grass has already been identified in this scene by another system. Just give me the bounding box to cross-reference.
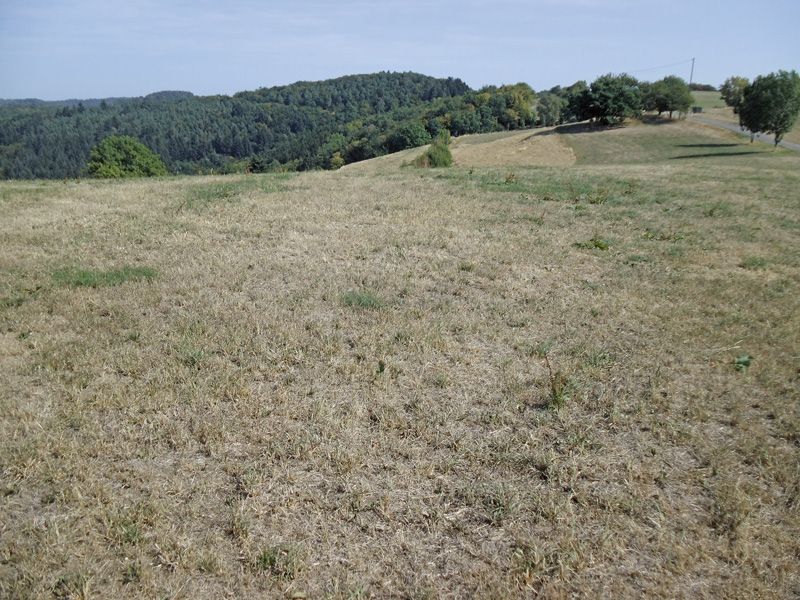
[1,294,27,308]
[582,348,611,368]
[705,200,733,217]
[179,176,290,213]
[252,544,302,580]
[521,340,554,358]
[625,254,651,265]
[52,265,157,288]
[574,232,610,251]
[739,257,768,270]
[122,561,142,584]
[691,91,726,110]
[342,289,384,309]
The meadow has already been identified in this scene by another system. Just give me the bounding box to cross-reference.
[1,119,799,599]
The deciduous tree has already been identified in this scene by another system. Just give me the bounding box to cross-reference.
[570,74,643,126]
[644,76,694,118]
[87,136,167,178]
[719,76,750,114]
[739,70,800,146]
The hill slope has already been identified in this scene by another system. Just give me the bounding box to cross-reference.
[345,117,791,172]
[1,123,799,599]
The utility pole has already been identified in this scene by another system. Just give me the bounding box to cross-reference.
[689,57,695,86]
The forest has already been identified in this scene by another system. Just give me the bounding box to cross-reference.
[0,73,542,179]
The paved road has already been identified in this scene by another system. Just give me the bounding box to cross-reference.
[686,115,800,152]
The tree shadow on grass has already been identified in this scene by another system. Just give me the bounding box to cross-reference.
[551,122,617,136]
[671,151,766,160]
[677,143,740,148]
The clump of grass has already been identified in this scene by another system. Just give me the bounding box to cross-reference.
[122,561,142,584]
[574,231,610,251]
[544,354,570,409]
[582,348,611,368]
[710,480,752,535]
[252,544,302,580]
[342,289,383,309]
[520,340,554,358]
[739,256,767,270]
[52,265,157,288]
[52,572,92,599]
[705,200,732,217]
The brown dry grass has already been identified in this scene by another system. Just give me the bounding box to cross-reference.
[343,128,575,173]
[450,128,576,168]
[2,122,799,599]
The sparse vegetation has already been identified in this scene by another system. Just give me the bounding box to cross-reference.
[1,119,798,599]
[52,265,158,287]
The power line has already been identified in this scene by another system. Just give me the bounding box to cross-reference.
[624,59,695,75]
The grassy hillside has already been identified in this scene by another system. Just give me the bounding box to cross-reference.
[691,90,726,109]
[2,121,799,599]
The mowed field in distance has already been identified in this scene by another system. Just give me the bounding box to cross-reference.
[1,118,799,599]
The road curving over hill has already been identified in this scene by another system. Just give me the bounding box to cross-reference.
[687,114,800,152]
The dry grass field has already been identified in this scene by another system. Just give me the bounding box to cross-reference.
[2,119,799,599]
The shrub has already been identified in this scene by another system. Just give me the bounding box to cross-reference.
[412,137,453,169]
[87,136,167,179]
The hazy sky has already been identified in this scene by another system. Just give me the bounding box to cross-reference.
[1,0,798,100]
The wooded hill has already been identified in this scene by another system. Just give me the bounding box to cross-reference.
[0,72,541,179]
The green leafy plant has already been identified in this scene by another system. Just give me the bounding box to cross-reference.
[574,231,610,250]
[411,136,453,168]
[87,136,167,178]
[544,354,570,409]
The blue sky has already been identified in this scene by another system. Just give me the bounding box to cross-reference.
[1,0,798,100]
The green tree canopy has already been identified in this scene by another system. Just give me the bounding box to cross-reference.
[739,70,800,146]
[387,121,432,152]
[87,136,167,178]
[644,76,694,118]
[719,76,750,114]
[569,74,643,126]
[537,93,566,127]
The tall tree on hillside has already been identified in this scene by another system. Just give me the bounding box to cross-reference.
[538,93,566,127]
[570,74,643,126]
[719,76,750,114]
[738,70,800,146]
[644,76,694,118]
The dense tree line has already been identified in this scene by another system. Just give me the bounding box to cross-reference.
[0,73,543,179]
[1,70,719,180]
